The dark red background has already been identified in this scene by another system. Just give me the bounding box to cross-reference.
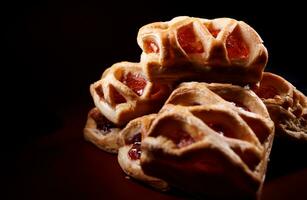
[4,1,307,199]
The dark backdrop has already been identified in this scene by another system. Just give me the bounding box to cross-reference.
[5,1,307,157]
[4,0,307,191]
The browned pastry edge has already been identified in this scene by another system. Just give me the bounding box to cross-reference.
[253,72,307,141]
[117,114,169,190]
[91,61,172,125]
[140,82,274,198]
[138,16,268,85]
[83,107,122,153]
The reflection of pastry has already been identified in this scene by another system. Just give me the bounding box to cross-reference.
[141,82,274,198]
[137,16,268,85]
[117,114,169,190]
[84,107,122,153]
[90,62,171,126]
[253,72,307,141]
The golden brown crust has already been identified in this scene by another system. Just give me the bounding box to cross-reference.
[140,82,274,198]
[253,72,307,141]
[138,16,268,85]
[117,114,169,190]
[90,62,172,125]
[83,108,122,153]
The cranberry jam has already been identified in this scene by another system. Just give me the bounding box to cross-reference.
[89,109,116,134]
[128,133,142,160]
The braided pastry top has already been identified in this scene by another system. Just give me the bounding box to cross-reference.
[138,16,268,85]
[140,82,274,198]
[90,62,171,125]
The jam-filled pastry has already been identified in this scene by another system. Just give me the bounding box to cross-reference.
[253,72,307,141]
[117,114,169,190]
[84,107,122,153]
[140,82,274,198]
[90,62,172,126]
[137,16,268,85]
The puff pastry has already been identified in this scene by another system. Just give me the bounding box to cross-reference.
[140,82,274,198]
[117,114,169,190]
[137,16,268,85]
[90,62,171,125]
[253,72,307,141]
[84,107,122,153]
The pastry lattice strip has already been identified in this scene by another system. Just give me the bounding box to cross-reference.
[138,16,268,85]
[140,82,274,198]
[90,62,171,125]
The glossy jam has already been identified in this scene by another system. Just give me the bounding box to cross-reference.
[144,38,159,53]
[226,28,249,60]
[128,133,142,160]
[95,85,104,99]
[122,72,147,96]
[89,109,116,133]
[177,24,204,54]
[207,26,220,38]
[110,86,126,104]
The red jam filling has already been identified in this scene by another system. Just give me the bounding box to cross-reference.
[176,132,195,148]
[177,23,204,54]
[226,28,249,60]
[165,129,195,148]
[122,72,147,96]
[89,109,116,134]
[128,133,142,160]
[95,85,104,100]
[144,38,159,53]
[207,26,220,38]
[110,86,126,104]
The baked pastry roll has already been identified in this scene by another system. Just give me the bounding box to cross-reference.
[90,62,171,126]
[137,16,268,85]
[253,72,307,141]
[84,107,122,153]
[140,82,274,198]
[117,114,169,190]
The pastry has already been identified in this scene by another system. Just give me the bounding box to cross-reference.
[84,107,122,153]
[253,72,307,140]
[90,62,171,125]
[140,82,274,198]
[117,114,169,190]
[137,16,268,85]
